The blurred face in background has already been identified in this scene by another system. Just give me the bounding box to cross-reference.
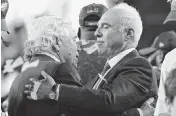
[80,27,97,41]
[165,69,176,116]
[1,20,27,65]
[155,50,164,67]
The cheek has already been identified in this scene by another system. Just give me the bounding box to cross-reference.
[71,43,77,55]
[107,31,124,49]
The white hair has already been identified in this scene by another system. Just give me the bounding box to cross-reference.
[24,16,76,61]
[111,3,143,47]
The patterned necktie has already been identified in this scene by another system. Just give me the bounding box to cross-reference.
[93,62,111,89]
[101,62,111,76]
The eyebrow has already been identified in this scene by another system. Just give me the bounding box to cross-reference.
[98,21,111,27]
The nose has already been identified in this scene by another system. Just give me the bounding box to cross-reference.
[76,51,79,58]
[94,27,102,38]
[76,43,81,52]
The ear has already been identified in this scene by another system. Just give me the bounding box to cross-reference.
[124,28,134,42]
[53,36,61,52]
[54,45,60,51]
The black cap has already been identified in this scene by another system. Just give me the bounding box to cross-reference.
[79,3,107,27]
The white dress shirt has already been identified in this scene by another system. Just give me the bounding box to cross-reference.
[108,48,135,68]
[154,48,176,116]
[93,48,135,89]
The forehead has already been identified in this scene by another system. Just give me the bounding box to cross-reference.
[98,9,126,26]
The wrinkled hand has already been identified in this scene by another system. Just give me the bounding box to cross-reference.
[1,112,8,116]
[1,98,8,112]
[24,71,56,100]
[140,98,155,116]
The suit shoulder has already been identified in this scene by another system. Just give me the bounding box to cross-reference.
[126,56,152,68]
[21,60,61,79]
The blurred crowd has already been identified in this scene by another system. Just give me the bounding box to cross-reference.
[1,0,176,116]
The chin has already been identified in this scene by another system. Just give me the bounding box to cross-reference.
[98,50,105,56]
[73,60,78,68]
[98,50,107,57]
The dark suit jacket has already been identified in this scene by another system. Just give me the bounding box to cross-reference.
[121,108,140,116]
[57,50,158,116]
[8,54,82,116]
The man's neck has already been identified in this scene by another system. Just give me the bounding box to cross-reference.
[107,48,135,68]
[108,46,133,59]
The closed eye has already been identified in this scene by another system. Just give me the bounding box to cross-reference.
[97,22,111,29]
[102,24,110,29]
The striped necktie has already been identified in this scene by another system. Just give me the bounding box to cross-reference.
[93,62,111,89]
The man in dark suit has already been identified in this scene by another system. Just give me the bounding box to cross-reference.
[24,3,158,116]
[8,16,82,116]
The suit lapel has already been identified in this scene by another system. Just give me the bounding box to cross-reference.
[100,50,140,87]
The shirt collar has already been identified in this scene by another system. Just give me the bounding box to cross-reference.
[40,52,60,62]
[108,48,135,68]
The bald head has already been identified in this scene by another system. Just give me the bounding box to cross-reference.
[101,3,143,47]
[94,3,143,57]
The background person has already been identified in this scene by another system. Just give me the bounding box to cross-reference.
[154,48,176,116]
[139,31,176,85]
[154,0,176,115]
[1,0,28,114]
[164,68,176,116]
[77,3,107,85]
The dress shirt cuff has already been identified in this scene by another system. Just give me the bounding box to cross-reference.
[137,108,143,116]
[55,84,61,101]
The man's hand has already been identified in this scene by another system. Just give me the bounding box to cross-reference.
[24,71,56,100]
[140,98,155,116]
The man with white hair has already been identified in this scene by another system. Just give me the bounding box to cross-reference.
[24,3,157,116]
[8,16,82,116]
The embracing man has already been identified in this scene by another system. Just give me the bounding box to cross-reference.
[24,3,158,116]
[8,16,82,116]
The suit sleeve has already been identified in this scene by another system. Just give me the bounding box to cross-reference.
[121,108,141,116]
[57,58,156,113]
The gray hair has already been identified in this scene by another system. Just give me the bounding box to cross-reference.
[111,3,143,47]
[24,16,76,61]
